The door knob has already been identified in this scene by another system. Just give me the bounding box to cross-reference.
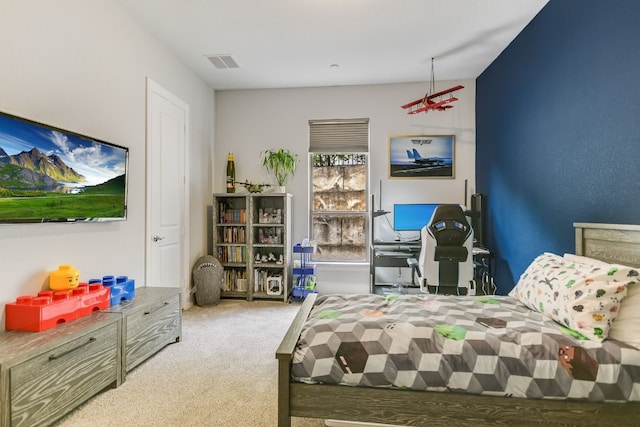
[153,235,165,242]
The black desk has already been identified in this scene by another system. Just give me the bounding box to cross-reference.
[370,242,495,295]
[369,241,420,292]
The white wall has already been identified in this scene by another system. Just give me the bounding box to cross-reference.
[215,81,476,291]
[0,0,214,323]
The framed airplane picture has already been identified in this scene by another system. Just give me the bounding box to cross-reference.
[388,135,455,178]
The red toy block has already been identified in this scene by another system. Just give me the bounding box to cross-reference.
[74,283,111,316]
[5,284,111,332]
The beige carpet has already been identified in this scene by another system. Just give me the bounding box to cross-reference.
[54,299,325,427]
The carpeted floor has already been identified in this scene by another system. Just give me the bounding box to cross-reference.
[53,299,326,427]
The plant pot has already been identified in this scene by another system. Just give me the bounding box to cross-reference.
[260,148,298,191]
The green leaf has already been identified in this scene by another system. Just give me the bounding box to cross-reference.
[317,310,342,319]
[558,325,589,340]
[434,324,467,340]
[475,296,500,304]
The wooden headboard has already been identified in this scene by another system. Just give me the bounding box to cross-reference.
[574,222,640,268]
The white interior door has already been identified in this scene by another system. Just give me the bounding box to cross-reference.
[146,78,189,293]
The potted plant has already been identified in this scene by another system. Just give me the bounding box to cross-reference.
[260,148,298,192]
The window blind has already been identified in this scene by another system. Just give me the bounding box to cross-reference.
[308,118,369,153]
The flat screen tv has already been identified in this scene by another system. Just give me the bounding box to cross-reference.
[0,110,128,223]
[393,203,440,231]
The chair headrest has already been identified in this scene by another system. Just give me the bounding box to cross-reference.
[428,204,472,245]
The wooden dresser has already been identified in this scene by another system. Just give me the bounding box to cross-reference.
[0,286,181,427]
[104,287,182,381]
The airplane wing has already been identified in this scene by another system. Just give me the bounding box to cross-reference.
[402,85,464,114]
[424,85,464,100]
[400,98,425,110]
[406,97,458,115]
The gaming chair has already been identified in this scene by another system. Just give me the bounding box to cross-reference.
[409,204,475,295]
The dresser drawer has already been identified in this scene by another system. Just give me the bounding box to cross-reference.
[9,320,119,427]
[124,293,180,372]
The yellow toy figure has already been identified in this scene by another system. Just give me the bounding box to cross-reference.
[49,264,80,291]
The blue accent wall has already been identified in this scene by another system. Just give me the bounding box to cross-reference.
[476,0,640,293]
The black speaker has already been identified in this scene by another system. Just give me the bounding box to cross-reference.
[470,193,485,247]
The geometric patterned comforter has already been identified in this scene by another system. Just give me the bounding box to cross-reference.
[291,294,640,402]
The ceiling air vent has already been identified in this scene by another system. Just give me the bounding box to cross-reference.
[206,55,239,69]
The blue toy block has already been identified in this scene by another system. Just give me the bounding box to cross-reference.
[90,275,136,306]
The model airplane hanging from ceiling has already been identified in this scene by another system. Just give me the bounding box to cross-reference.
[401,58,464,115]
[401,84,464,114]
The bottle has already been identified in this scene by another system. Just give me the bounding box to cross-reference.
[226,152,235,193]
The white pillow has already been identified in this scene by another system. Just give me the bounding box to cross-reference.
[563,253,609,267]
[510,252,634,341]
[563,253,640,349]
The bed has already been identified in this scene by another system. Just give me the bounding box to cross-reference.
[276,222,640,426]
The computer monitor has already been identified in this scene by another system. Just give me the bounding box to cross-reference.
[392,203,440,231]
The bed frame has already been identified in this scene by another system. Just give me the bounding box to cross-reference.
[276,222,640,426]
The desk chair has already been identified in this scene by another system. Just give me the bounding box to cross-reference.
[408,204,475,295]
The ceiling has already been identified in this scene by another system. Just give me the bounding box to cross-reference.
[117,0,549,91]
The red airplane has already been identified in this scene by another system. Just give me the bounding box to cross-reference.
[401,85,464,114]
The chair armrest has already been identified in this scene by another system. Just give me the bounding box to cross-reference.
[407,257,421,287]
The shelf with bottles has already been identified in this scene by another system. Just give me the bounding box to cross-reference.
[291,243,317,302]
[292,244,315,275]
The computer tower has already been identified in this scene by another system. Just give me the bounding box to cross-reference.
[470,193,485,247]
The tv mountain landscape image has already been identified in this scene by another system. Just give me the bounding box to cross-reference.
[0,145,126,221]
[0,146,85,192]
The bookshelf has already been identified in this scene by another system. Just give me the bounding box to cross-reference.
[213,193,292,301]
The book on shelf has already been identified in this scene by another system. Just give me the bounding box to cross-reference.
[222,226,245,243]
[216,246,246,263]
[223,268,247,292]
[218,203,246,224]
[253,268,268,293]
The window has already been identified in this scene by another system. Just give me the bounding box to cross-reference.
[308,119,369,262]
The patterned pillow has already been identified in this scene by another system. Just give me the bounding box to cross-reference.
[563,253,640,348]
[609,281,640,348]
[509,252,633,341]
